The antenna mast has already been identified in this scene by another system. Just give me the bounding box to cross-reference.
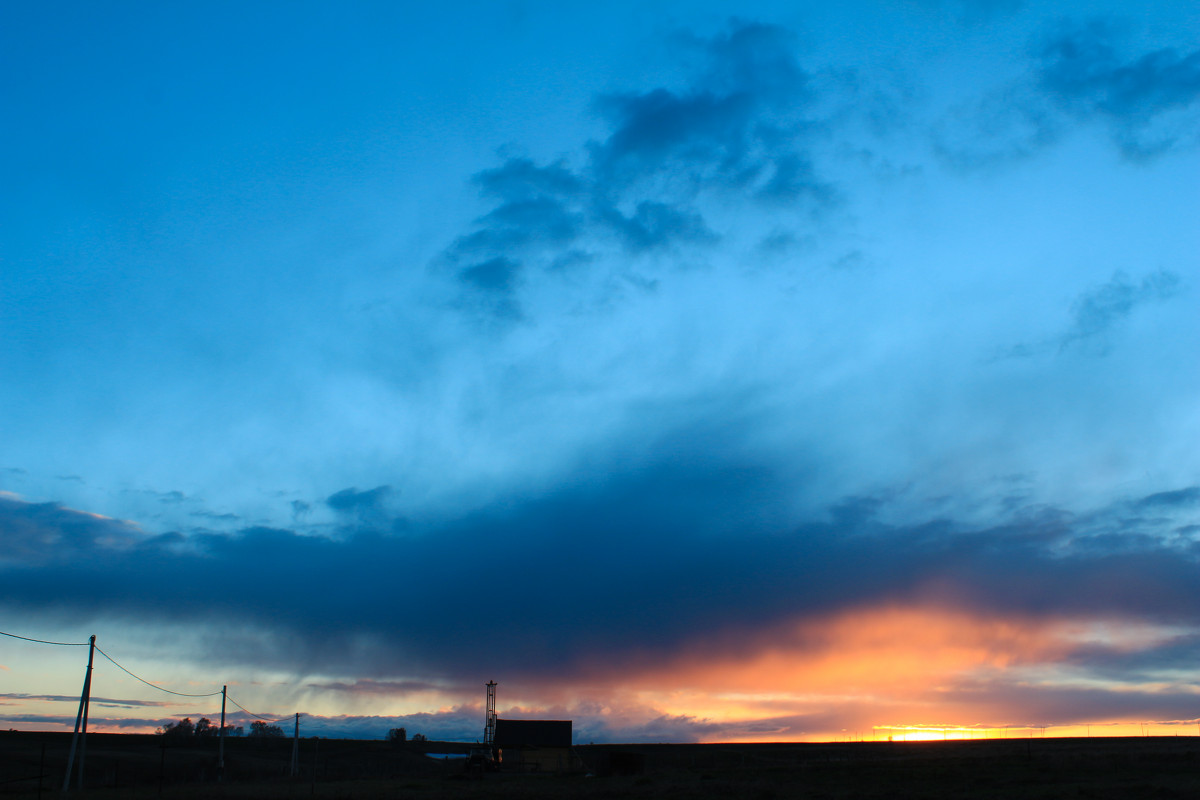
[485,681,497,745]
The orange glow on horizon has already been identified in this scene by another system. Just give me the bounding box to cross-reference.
[5,604,1196,743]
[594,604,1198,743]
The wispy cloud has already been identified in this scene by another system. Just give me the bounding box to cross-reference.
[1037,21,1200,159]
[936,19,1200,166]
[1000,270,1181,359]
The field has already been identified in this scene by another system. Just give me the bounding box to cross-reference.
[3,731,1200,799]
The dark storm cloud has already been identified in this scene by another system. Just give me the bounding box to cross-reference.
[1137,487,1200,510]
[0,495,141,561]
[439,21,832,314]
[3,425,1200,690]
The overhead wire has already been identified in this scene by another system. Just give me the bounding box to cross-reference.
[6,626,312,732]
[0,628,88,646]
[94,645,223,698]
[225,694,294,727]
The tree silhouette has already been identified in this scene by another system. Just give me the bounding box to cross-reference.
[248,720,284,738]
[159,717,194,737]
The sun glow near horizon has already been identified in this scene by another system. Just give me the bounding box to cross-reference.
[6,600,1200,744]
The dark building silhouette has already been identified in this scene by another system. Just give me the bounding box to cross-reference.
[494,719,575,771]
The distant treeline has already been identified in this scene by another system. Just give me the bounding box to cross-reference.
[157,717,286,738]
[387,727,427,744]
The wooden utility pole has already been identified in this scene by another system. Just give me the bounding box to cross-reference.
[290,713,300,777]
[63,635,95,791]
[219,685,227,780]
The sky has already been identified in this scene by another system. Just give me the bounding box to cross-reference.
[1,0,1199,743]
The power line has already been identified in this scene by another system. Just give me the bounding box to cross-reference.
[0,629,88,646]
[7,626,304,731]
[94,645,223,698]
[225,694,292,726]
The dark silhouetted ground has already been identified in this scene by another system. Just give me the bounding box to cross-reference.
[3,731,1199,798]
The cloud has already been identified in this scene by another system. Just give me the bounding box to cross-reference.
[1036,21,1200,158]
[3,429,1200,701]
[1136,487,1200,510]
[0,496,142,562]
[0,693,172,710]
[438,20,836,317]
[457,256,522,296]
[596,200,716,253]
[999,270,1181,359]
[325,485,393,516]
[576,712,724,744]
[589,22,809,185]
[473,158,586,202]
[1059,270,1180,350]
[190,510,240,522]
[4,442,1200,741]
[936,20,1200,166]
[296,708,483,741]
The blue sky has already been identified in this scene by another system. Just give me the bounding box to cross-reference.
[2,0,1199,742]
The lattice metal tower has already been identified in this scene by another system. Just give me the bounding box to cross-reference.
[484,681,497,745]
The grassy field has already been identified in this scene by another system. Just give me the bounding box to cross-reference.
[3,731,1199,799]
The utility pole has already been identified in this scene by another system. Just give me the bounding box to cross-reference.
[219,685,227,781]
[290,713,300,777]
[63,635,96,792]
